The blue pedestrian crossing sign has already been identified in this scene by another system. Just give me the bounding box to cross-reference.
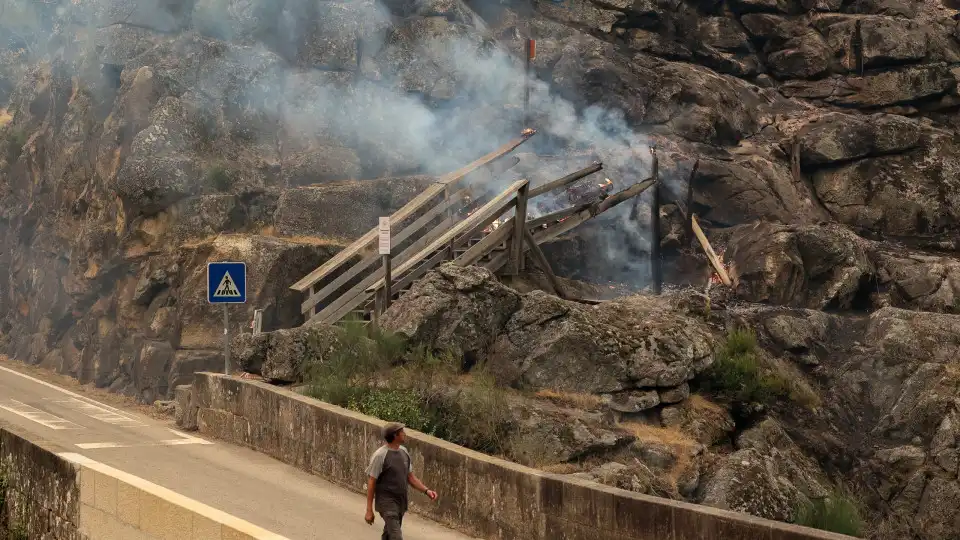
[208,262,247,304]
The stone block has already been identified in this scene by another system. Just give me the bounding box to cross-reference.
[93,470,119,514]
[116,480,141,526]
[191,514,223,539]
[174,384,198,431]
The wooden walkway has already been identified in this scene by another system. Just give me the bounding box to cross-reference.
[289,130,657,326]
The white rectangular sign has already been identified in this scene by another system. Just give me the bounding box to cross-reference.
[378,217,391,255]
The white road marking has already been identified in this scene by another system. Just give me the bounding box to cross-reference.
[0,399,84,430]
[0,364,139,419]
[75,429,214,450]
[47,397,145,426]
[57,452,291,540]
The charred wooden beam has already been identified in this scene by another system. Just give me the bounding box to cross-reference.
[650,147,662,295]
[691,215,731,287]
[523,227,567,299]
[683,159,699,245]
[529,161,604,198]
[486,177,657,272]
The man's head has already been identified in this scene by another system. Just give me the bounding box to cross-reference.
[383,422,405,444]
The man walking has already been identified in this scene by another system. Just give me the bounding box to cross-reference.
[365,422,438,539]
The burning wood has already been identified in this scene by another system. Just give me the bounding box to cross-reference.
[708,248,733,285]
[483,217,507,233]
[565,177,613,205]
[521,128,537,137]
[691,215,732,287]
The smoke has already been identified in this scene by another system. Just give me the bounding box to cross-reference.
[0,0,661,290]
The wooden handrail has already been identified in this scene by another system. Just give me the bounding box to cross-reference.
[528,162,603,197]
[485,177,657,272]
[366,179,529,293]
[298,186,471,313]
[290,130,536,293]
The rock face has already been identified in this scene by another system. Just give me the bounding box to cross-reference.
[381,263,715,396]
[4,0,960,536]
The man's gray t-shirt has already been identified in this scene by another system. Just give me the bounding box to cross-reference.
[366,446,412,514]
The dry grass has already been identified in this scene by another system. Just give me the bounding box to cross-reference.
[619,421,700,492]
[0,109,12,129]
[533,389,604,410]
[258,226,348,247]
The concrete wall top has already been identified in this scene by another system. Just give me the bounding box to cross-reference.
[191,372,858,540]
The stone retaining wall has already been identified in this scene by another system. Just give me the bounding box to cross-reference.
[184,372,854,540]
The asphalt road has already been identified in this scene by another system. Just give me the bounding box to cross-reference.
[0,362,474,540]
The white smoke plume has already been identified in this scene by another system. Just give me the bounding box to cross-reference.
[0,0,661,289]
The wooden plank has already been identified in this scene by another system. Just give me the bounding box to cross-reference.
[310,290,374,325]
[529,162,603,197]
[291,132,535,292]
[436,132,535,186]
[523,226,566,299]
[691,215,732,287]
[527,205,585,229]
[387,248,450,298]
[488,178,658,272]
[299,186,471,313]
[510,182,529,274]
[450,197,518,253]
[455,219,515,267]
[289,183,443,292]
[310,216,456,323]
[366,179,528,292]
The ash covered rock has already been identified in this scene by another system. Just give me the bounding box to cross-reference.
[699,418,829,521]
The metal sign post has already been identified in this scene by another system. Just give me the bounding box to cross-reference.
[207,262,247,375]
[378,217,392,312]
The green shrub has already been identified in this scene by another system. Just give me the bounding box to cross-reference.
[302,325,516,455]
[701,328,791,405]
[349,388,438,435]
[794,492,864,537]
[0,466,7,510]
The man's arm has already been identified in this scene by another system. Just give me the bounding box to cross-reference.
[364,449,385,524]
[365,476,376,523]
[407,472,438,500]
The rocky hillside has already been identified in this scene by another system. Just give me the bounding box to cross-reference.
[3,0,960,536]
[362,262,957,540]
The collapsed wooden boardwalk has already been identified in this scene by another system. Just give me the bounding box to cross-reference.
[289,129,657,326]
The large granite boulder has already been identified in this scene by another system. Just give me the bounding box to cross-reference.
[723,221,874,309]
[380,263,522,361]
[488,292,714,394]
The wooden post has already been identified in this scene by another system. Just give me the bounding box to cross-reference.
[684,159,698,246]
[523,227,566,299]
[649,146,662,295]
[524,39,535,127]
[445,186,456,256]
[510,182,529,274]
[382,254,392,311]
[691,215,731,287]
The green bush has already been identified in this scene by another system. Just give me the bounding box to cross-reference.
[349,389,438,435]
[794,492,864,537]
[701,328,791,405]
[302,325,516,455]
